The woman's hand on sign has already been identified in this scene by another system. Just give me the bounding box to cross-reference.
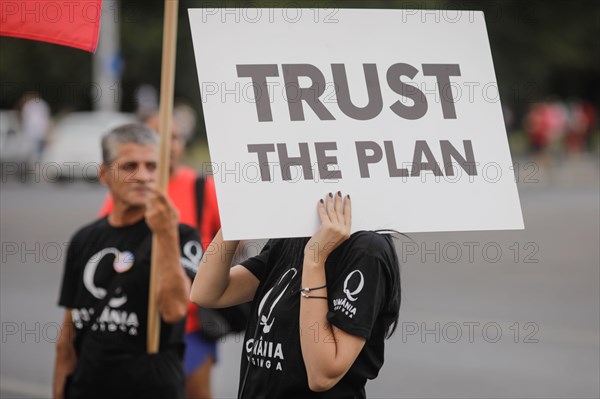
[304,192,351,265]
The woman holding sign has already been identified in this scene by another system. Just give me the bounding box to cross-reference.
[190,192,401,398]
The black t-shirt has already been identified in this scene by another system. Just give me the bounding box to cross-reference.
[58,217,201,359]
[239,231,400,399]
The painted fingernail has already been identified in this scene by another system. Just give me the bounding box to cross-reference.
[329,192,333,198]
[337,191,342,197]
[320,199,324,204]
[347,194,351,199]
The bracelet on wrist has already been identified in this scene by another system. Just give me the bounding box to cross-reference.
[301,293,328,300]
[299,284,327,293]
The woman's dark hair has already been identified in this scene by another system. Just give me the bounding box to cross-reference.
[378,231,403,339]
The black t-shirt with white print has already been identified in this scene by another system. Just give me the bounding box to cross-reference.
[58,216,201,360]
[239,231,399,399]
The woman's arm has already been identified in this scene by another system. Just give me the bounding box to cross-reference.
[190,229,260,308]
[300,192,366,392]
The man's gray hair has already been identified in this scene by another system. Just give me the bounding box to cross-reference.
[101,123,158,165]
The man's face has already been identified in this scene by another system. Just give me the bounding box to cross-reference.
[100,143,158,208]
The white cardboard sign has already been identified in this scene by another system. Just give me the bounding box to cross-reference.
[188,8,524,240]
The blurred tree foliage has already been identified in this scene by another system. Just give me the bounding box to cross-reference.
[0,0,598,138]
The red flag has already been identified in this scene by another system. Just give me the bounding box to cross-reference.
[0,0,102,52]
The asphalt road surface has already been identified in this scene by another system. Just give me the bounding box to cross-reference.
[1,155,599,398]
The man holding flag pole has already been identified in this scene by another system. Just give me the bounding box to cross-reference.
[2,1,195,397]
[53,122,199,399]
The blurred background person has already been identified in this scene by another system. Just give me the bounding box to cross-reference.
[17,92,51,163]
[524,99,569,171]
[564,100,597,154]
[134,84,159,122]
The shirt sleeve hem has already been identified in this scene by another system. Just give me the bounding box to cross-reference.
[58,300,75,308]
[240,258,264,281]
[327,312,371,340]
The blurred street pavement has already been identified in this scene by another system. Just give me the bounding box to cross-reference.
[1,154,599,398]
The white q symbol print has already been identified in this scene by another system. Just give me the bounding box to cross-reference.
[180,241,203,274]
[343,270,365,302]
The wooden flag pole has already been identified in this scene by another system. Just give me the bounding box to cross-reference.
[147,0,179,354]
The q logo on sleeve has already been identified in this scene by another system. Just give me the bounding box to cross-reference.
[343,270,365,302]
